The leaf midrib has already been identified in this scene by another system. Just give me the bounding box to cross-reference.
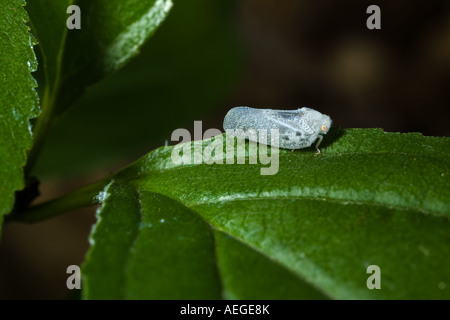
[189,195,448,219]
[29,0,73,96]
[118,176,448,220]
[53,0,73,93]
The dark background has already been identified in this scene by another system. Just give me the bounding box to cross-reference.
[1,0,449,298]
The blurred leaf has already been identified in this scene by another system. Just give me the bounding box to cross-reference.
[0,0,39,232]
[27,0,172,116]
[33,0,241,177]
[83,129,450,299]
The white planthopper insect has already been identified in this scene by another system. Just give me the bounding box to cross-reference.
[223,107,332,153]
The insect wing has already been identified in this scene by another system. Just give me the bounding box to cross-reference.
[259,109,307,134]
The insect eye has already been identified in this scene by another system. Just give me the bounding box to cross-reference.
[321,125,327,131]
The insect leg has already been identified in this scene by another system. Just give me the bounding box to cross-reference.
[315,135,323,154]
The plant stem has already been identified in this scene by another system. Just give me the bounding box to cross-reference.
[6,178,110,224]
[24,84,55,177]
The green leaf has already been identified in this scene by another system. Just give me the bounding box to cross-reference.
[27,0,172,115]
[33,0,241,177]
[83,184,223,299]
[0,0,39,232]
[83,129,450,299]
